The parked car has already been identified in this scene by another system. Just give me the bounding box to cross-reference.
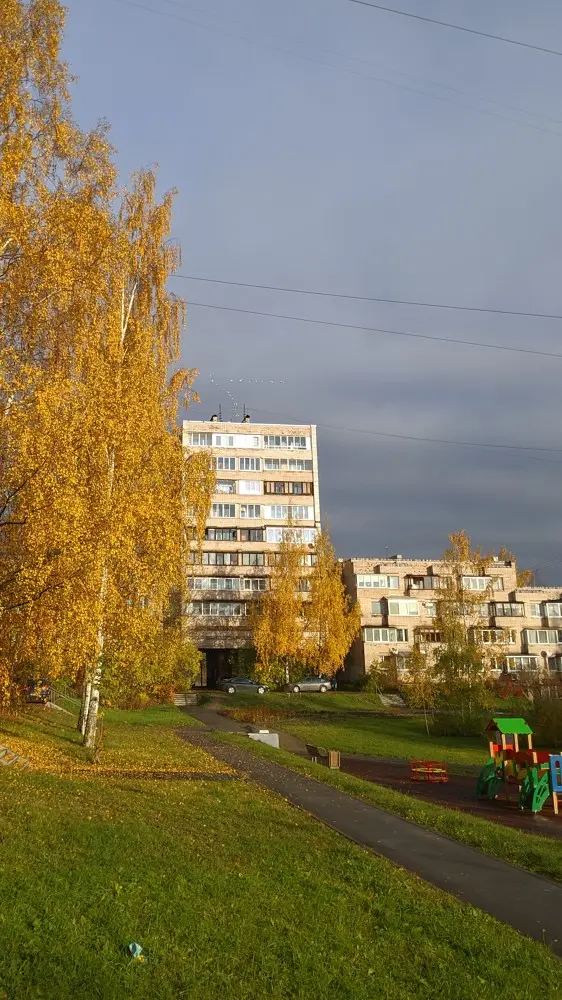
[219,676,269,695]
[25,678,50,704]
[286,675,334,694]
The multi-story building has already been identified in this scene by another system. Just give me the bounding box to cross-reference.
[183,417,320,686]
[341,555,562,680]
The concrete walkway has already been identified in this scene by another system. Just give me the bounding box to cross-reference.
[183,726,562,956]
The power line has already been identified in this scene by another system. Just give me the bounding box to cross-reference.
[113,0,562,138]
[344,1,562,58]
[187,299,562,360]
[172,273,562,322]
[160,0,562,127]
[245,406,562,460]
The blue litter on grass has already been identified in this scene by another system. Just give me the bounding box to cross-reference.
[128,942,145,962]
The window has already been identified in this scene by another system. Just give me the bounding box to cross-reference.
[207,552,238,566]
[189,601,247,617]
[239,457,261,471]
[241,552,265,566]
[530,603,543,618]
[472,628,517,644]
[462,576,491,591]
[215,479,235,494]
[240,527,265,542]
[298,578,311,592]
[363,628,408,643]
[371,601,383,615]
[238,480,262,495]
[242,578,267,591]
[416,629,441,643]
[213,456,236,471]
[548,655,562,672]
[491,602,525,617]
[264,481,313,495]
[189,577,241,591]
[263,435,308,450]
[189,432,212,446]
[301,553,317,566]
[265,526,316,544]
[424,601,437,617]
[357,574,399,589]
[387,600,419,617]
[264,458,313,471]
[525,629,562,645]
[407,575,441,590]
[545,602,562,619]
[206,527,237,541]
[505,655,539,671]
[211,503,236,518]
[213,434,235,447]
[240,504,261,518]
[263,505,313,520]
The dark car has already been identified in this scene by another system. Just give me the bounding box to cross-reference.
[25,679,50,704]
[286,675,334,694]
[219,676,269,695]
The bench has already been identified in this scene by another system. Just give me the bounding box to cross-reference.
[0,744,30,769]
[306,744,340,769]
[408,759,448,783]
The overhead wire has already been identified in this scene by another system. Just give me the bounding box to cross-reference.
[156,0,562,127]
[186,299,562,361]
[241,406,562,461]
[113,0,562,138]
[172,273,562,322]
[343,1,562,58]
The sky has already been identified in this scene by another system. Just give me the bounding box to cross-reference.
[63,0,562,580]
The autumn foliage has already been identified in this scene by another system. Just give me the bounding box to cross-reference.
[0,2,212,737]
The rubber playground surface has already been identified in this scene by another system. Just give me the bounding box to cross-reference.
[340,756,562,839]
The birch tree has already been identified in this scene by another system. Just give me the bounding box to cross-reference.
[251,525,307,686]
[303,528,360,678]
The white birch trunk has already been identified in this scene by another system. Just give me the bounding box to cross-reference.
[78,680,92,734]
[83,283,135,749]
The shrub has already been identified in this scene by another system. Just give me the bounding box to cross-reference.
[432,711,487,738]
[529,697,562,748]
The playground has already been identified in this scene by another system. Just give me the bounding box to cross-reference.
[340,718,562,840]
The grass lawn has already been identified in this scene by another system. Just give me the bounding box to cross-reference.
[220,734,562,884]
[277,714,485,765]
[0,706,220,776]
[218,690,383,713]
[0,723,560,999]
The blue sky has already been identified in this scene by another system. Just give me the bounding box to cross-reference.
[64,0,562,579]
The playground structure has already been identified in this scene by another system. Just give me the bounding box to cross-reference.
[408,760,449,783]
[476,717,562,815]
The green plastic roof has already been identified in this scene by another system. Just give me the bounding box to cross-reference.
[486,717,533,736]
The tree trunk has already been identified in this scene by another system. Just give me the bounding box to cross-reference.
[422,700,430,737]
[83,565,108,748]
[78,680,92,734]
[83,667,101,749]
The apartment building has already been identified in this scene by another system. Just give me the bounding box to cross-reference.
[183,417,320,686]
[341,555,562,680]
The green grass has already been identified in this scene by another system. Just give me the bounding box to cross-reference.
[276,714,484,764]
[219,733,562,884]
[102,704,203,727]
[0,707,217,775]
[0,746,561,997]
[220,690,384,713]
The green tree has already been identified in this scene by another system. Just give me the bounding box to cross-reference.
[433,530,498,727]
[403,643,435,735]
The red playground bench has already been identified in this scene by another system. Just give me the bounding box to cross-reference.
[409,760,449,783]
